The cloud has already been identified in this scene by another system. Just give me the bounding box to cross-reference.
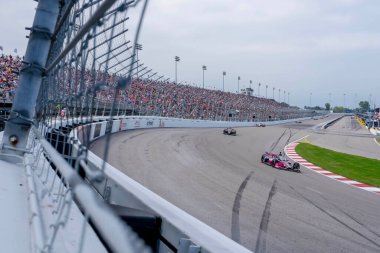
[228,32,380,55]
[1,0,379,107]
[0,0,37,55]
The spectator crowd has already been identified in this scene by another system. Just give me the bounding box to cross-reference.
[121,80,309,121]
[0,54,313,121]
[0,54,21,102]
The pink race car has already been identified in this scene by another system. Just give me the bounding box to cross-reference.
[261,152,300,172]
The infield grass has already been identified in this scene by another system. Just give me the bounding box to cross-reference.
[295,143,380,187]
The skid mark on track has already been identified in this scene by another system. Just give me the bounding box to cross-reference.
[231,171,254,243]
[255,180,277,253]
[289,186,380,249]
[121,132,145,143]
[176,134,188,147]
[269,129,287,152]
[285,128,297,146]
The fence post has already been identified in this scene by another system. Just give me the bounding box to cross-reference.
[1,0,60,155]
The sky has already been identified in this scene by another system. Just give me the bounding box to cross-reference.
[1,0,379,108]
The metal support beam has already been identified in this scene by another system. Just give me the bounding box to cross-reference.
[95,40,130,60]
[46,0,118,72]
[1,0,60,155]
[114,60,141,75]
[148,72,157,79]
[104,51,133,71]
[139,69,152,78]
[154,75,165,82]
[131,66,148,76]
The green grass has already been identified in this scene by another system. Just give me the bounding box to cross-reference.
[295,143,380,187]
[376,138,380,145]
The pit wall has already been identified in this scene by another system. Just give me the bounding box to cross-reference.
[321,115,345,129]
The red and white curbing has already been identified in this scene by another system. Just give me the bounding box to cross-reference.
[284,142,380,195]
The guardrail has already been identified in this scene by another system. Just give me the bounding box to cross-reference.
[322,115,345,129]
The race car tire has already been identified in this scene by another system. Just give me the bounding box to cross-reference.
[261,155,265,163]
[292,162,300,171]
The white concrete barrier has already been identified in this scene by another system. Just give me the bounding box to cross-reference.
[72,115,313,143]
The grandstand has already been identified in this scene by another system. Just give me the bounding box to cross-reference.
[0,54,20,129]
[0,54,314,124]
[0,54,20,101]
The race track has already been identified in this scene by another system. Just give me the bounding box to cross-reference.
[90,115,380,253]
[308,115,380,160]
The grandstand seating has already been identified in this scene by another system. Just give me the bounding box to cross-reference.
[0,54,312,121]
[0,54,21,102]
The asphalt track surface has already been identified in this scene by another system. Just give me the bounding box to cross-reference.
[309,115,380,160]
[91,115,380,253]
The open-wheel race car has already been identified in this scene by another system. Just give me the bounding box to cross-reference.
[223,128,236,136]
[261,152,300,172]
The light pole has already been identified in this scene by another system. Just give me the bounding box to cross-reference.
[175,56,180,84]
[258,83,261,96]
[135,43,142,78]
[309,92,312,108]
[278,89,281,101]
[343,93,346,109]
[288,92,290,105]
[238,76,241,93]
[369,94,372,113]
[266,85,268,99]
[202,65,207,88]
[222,71,226,91]
[329,92,332,108]
[354,93,357,111]
[283,90,286,103]
[273,87,275,99]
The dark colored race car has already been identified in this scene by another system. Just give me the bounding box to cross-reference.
[223,128,236,136]
[261,152,300,172]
